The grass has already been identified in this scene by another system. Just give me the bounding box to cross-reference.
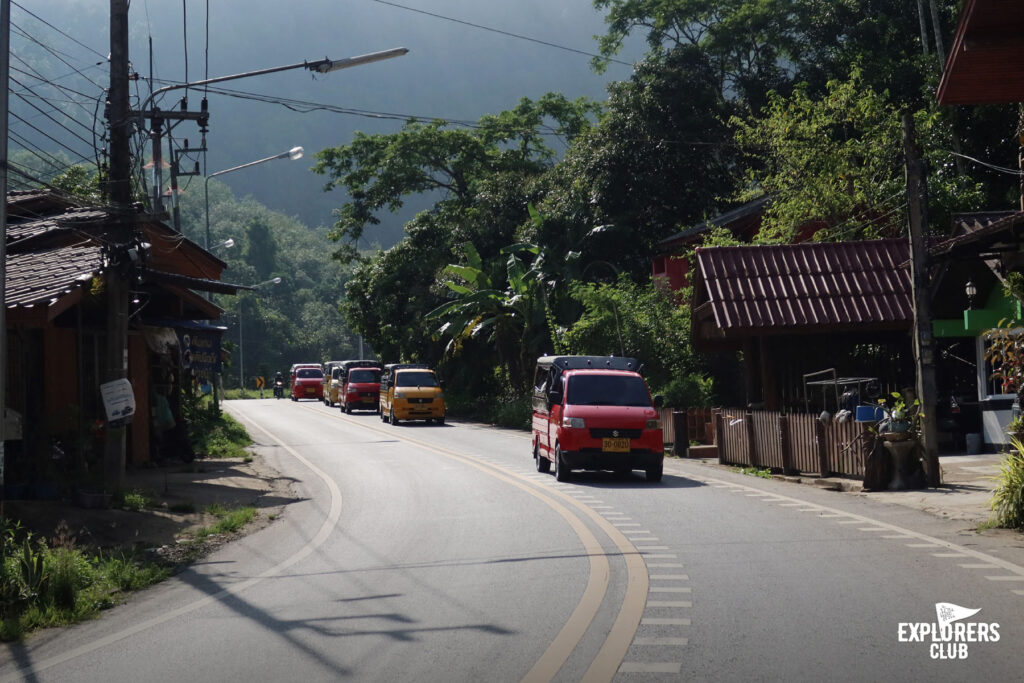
[116,489,157,511]
[194,505,257,541]
[189,403,253,459]
[734,466,773,479]
[0,522,172,642]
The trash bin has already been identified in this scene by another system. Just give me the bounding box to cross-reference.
[965,433,982,455]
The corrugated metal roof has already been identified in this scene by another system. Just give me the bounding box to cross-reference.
[6,244,104,309]
[696,239,912,332]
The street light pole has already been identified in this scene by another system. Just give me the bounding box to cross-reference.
[137,48,407,212]
[237,277,281,396]
[204,147,303,251]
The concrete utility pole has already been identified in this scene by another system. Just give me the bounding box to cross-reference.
[902,111,941,487]
[103,0,132,489]
[1,0,11,509]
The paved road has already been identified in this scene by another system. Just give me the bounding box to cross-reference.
[2,399,1022,681]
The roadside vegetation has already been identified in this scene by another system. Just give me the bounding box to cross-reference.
[990,437,1024,530]
[0,521,171,641]
[185,396,253,459]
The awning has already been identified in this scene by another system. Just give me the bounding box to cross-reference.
[140,268,253,295]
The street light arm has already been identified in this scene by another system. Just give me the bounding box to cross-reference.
[137,48,408,115]
[208,147,304,180]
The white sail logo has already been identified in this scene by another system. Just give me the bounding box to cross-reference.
[898,603,1000,660]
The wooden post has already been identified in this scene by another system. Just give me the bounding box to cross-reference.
[672,410,689,458]
[715,411,726,464]
[903,111,942,487]
[815,418,831,477]
[780,414,795,474]
[746,410,759,467]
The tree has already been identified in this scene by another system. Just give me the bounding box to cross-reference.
[426,243,548,391]
[532,46,740,280]
[313,94,600,265]
[732,71,985,242]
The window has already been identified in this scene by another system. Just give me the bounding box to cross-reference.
[395,371,438,388]
[349,369,380,383]
[297,368,323,379]
[566,374,651,407]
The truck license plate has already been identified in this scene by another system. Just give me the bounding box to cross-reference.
[602,438,630,452]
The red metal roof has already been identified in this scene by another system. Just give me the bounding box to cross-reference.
[695,239,912,334]
[937,0,1024,106]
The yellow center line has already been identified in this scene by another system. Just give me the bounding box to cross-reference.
[312,403,649,681]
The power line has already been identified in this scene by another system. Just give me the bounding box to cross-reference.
[8,110,95,165]
[9,75,97,140]
[10,21,107,91]
[10,0,107,60]
[367,0,634,68]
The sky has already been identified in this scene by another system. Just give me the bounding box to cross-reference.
[12,0,645,243]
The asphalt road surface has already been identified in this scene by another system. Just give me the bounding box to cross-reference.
[2,398,1023,682]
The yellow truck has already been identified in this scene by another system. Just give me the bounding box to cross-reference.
[379,363,446,425]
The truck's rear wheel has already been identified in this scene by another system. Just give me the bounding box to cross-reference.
[646,462,663,483]
[535,442,550,473]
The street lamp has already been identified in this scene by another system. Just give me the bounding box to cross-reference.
[204,146,304,251]
[236,277,282,394]
[213,237,235,252]
[140,47,408,212]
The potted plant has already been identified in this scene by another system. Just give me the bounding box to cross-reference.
[875,391,925,489]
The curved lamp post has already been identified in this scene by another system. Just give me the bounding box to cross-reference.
[204,146,304,251]
[237,277,282,394]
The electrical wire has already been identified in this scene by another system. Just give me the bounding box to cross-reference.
[8,111,95,165]
[10,21,106,91]
[941,149,1022,176]
[366,0,634,68]
[10,1,107,60]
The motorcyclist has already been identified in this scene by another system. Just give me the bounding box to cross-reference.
[273,371,285,399]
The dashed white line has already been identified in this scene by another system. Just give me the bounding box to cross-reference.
[650,575,689,581]
[647,601,692,608]
[633,637,689,646]
[637,546,670,551]
[960,564,1000,569]
[641,618,691,626]
[985,576,1024,582]
[649,587,692,593]
[619,663,682,674]
[932,552,970,558]
[646,563,684,568]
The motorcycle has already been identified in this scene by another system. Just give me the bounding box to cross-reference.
[273,379,285,400]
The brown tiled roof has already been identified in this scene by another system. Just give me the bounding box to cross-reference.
[6,243,104,309]
[695,239,912,333]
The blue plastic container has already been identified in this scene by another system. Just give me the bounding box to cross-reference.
[855,405,885,422]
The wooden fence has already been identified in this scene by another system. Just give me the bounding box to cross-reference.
[712,408,868,478]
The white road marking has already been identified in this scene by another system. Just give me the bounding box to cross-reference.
[687,469,1024,580]
[932,552,970,558]
[642,554,678,559]
[636,545,670,550]
[650,575,689,581]
[641,618,691,626]
[646,563,684,568]
[649,587,692,593]
[619,662,682,673]
[647,601,692,608]
[633,637,689,646]
[959,564,1000,569]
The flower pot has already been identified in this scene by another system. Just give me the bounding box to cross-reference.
[76,489,111,509]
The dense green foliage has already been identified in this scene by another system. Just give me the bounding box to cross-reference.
[0,521,171,641]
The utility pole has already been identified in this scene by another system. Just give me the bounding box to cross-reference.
[903,111,941,487]
[103,0,132,489]
[1,0,11,511]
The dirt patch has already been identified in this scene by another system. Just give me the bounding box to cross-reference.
[4,456,292,567]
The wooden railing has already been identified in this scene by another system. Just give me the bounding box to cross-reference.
[710,408,869,478]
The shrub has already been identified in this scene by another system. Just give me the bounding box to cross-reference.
[991,436,1024,529]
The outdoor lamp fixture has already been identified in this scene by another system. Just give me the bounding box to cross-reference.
[214,238,235,251]
[309,47,409,73]
[965,279,977,309]
[204,146,304,251]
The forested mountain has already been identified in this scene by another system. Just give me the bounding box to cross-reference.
[9,1,1023,417]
